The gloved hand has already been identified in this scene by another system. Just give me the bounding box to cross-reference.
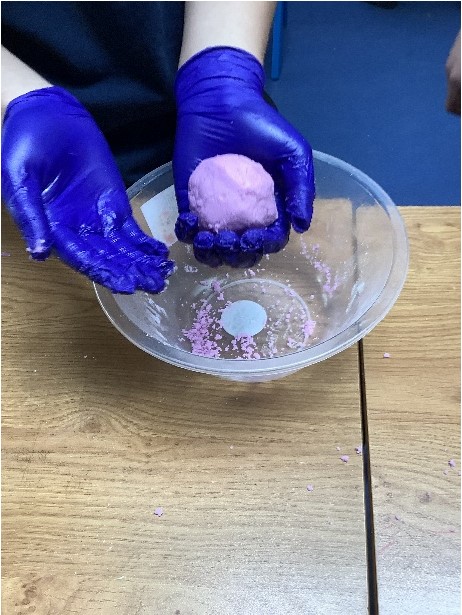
[2,86,174,293]
[173,46,315,268]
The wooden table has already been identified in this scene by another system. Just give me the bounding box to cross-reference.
[2,207,459,615]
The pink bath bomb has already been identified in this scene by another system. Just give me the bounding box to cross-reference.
[188,154,278,233]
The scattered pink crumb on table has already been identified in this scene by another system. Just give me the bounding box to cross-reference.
[211,280,222,293]
[184,264,198,273]
[336,446,341,451]
[383,352,391,359]
[153,507,164,517]
[355,445,363,455]
[443,469,449,476]
[306,484,314,492]
[1,252,11,257]
[340,455,350,463]
[248,269,256,277]
[448,459,456,468]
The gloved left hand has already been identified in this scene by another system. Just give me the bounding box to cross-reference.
[173,46,315,268]
[2,86,174,293]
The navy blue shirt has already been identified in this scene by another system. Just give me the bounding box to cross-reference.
[2,1,184,185]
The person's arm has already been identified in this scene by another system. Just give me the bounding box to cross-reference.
[1,47,51,117]
[179,1,276,67]
[173,1,315,268]
[446,31,461,116]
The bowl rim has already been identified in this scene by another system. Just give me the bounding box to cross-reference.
[94,150,409,376]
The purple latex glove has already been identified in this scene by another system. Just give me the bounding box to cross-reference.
[173,46,315,268]
[2,87,174,293]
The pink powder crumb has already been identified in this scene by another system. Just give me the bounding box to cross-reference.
[322,267,341,297]
[211,281,222,294]
[215,334,223,341]
[383,352,391,359]
[336,446,341,451]
[154,507,164,517]
[443,469,449,476]
[217,293,225,301]
[448,459,456,468]
[182,303,221,358]
[235,334,260,359]
[184,264,198,273]
[302,319,316,339]
[355,445,363,455]
[307,484,314,492]
[248,269,256,277]
[340,455,350,463]
[1,252,11,257]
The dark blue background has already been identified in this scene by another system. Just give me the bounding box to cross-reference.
[265,1,461,205]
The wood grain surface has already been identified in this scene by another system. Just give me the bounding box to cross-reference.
[1,209,367,615]
[362,207,461,615]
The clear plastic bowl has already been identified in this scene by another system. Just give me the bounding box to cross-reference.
[95,151,409,382]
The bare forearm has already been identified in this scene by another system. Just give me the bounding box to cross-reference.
[179,1,276,67]
[2,47,51,116]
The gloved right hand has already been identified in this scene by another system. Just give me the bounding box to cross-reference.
[173,47,315,269]
[1,86,174,294]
